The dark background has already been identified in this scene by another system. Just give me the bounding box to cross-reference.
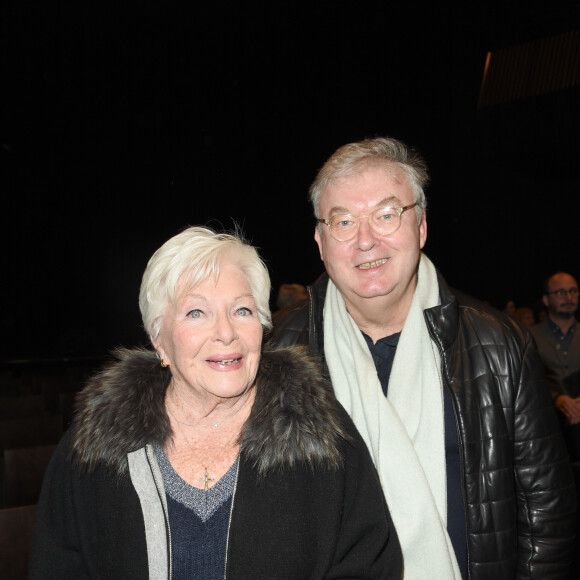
[2,2,579,360]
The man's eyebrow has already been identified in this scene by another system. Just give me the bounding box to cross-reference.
[327,197,402,216]
[375,196,401,207]
[327,205,351,216]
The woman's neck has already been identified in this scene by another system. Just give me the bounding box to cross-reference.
[164,383,252,489]
[169,380,255,429]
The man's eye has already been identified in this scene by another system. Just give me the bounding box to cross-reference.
[188,309,203,318]
[335,216,354,228]
[376,210,396,221]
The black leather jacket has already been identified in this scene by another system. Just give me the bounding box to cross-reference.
[271,271,577,579]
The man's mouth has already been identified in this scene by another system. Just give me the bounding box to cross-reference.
[208,358,241,365]
[357,258,388,270]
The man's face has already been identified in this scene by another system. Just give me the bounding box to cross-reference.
[543,273,579,320]
[314,165,427,316]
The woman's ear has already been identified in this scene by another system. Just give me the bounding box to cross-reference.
[151,336,170,368]
[150,335,165,361]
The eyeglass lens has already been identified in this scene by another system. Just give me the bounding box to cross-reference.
[329,207,401,240]
[552,288,579,297]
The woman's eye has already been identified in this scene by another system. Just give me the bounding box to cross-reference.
[187,309,203,319]
[236,307,252,316]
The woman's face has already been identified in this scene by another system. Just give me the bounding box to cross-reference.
[154,260,263,403]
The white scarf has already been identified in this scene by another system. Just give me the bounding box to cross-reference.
[324,253,461,579]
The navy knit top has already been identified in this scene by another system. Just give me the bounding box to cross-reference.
[155,446,238,580]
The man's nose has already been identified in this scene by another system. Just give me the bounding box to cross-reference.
[355,217,378,250]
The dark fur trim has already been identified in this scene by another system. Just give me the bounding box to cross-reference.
[242,346,348,477]
[70,346,347,477]
[71,347,172,476]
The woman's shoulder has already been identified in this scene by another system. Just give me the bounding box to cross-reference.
[70,348,171,476]
[242,346,350,476]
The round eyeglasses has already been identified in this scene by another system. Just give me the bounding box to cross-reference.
[547,288,579,298]
[318,203,417,242]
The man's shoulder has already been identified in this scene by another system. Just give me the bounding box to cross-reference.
[271,273,328,349]
[443,283,512,326]
[272,297,309,327]
[530,319,551,339]
[438,281,529,345]
[271,296,310,348]
[451,287,497,314]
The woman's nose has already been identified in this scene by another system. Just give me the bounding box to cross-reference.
[214,315,238,344]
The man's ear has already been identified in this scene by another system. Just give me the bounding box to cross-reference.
[419,212,428,249]
[314,226,324,260]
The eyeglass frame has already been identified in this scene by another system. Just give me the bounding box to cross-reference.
[546,288,580,297]
[317,202,418,242]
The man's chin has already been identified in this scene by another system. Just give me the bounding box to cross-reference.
[556,311,576,320]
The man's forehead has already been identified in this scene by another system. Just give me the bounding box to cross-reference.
[321,167,411,207]
[549,273,578,288]
[333,163,406,187]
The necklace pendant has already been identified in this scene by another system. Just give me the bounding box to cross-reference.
[200,468,214,490]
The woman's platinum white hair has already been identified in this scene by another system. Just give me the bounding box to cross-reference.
[309,136,429,224]
[139,226,272,340]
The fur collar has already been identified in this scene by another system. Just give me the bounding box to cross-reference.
[71,346,348,477]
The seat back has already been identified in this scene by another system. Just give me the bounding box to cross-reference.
[0,396,46,420]
[0,504,37,579]
[3,444,56,507]
[0,415,63,451]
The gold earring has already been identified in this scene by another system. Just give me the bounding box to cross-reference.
[160,358,168,368]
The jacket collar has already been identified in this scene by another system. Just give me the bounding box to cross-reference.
[423,271,459,353]
[71,346,347,477]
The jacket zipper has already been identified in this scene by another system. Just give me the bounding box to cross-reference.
[223,458,241,579]
[442,373,470,579]
[307,285,315,352]
[145,445,173,580]
[426,315,470,579]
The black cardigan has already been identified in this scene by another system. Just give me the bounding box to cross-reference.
[29,346,402,579]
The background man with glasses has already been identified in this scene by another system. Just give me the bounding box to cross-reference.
[531,272,580,572]
[532,272,580,422]
[532,272,580,443]
[272,136,576,579]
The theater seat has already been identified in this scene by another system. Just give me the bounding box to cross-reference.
[0,503,36,579]
[3,444,56,507]
[0,415,63,451]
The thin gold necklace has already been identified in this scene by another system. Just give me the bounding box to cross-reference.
[171,383,251,428]
[167,405,239,490]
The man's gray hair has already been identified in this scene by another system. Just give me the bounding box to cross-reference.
[309,136,429,224]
